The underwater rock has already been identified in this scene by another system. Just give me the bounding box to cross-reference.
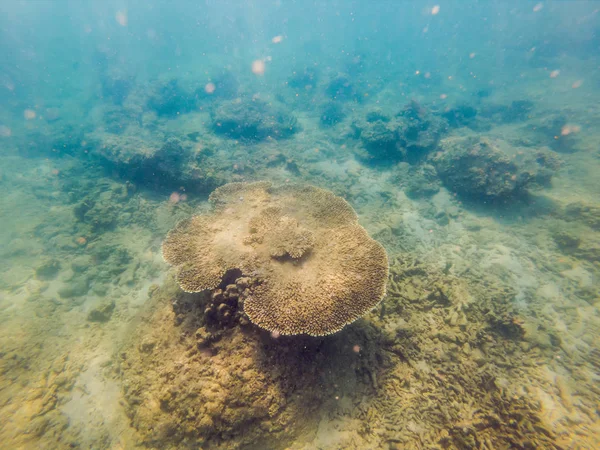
[100,105,140,134]
[211,98,300,141]
[87,299,116,322]
[71,255,92,274]
[553,230,581,251]
[441,103,481,129]
[352,101,447,163]
[73,185,126,234]
[396,101,447,162]
[561,202,600,231]
[162,181,389,336]
[90,132,225,193]
[432,136,561,202]
[325,73,363,102]
[320,101,346,127]
[35,259,61,280]
[352,111,398,159]
[58,277,89,299]
[146,78,196,117]
[481,99,535,124]
[288,66,319,90]
[100,69,134,105]
[402,164,441,199]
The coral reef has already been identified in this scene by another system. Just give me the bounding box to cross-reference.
[359,256,561,448]
[119,277,389,449]
[480,99,535,124]
[146,78,197,117]
[432,136,560,202]
[162,181,389,336]
[441,103,482,129]
[396,101,447,162]
[288,66,319,90]
[100,69,134,105]
[352,102,447,163]
[325,73,363,102]
[89,132,226,193]
[320,101,346,127]
[211,98,300,141]
[397,163,441,199]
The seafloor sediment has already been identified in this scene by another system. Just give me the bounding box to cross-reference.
[1,49,600,449]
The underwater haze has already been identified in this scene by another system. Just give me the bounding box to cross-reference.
[1,1,600,448]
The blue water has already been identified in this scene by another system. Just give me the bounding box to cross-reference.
[1,2,599,448]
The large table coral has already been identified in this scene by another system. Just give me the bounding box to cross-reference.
[162,181,389,336]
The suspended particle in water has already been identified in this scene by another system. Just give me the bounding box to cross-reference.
[205,82,216,94]
[116,10,128,26]
[271,35,283,44]
[169,192,181,204]
[252,59,266,75]
[24,109,36,120]
[572,80,583,89]
[83,24,92,34]
[431,5,440,15]
[352,345,361,353]
[0,125,11,137]
[271,331,281,339]
[440,94,447,99]
[561,124,581,136]
[549,70,560,78]
[533,3,543,12]
[469,52,476,59]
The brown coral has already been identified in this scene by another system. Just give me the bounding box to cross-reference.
[162,181,389,336]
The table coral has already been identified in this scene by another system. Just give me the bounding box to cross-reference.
[162,181,389,336]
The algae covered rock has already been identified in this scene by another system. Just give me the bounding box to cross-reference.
[146,78,196,117]
[89,132,225,194]
[352,101,447,163]
[432,136,561,202]
[319,101,346,127]
[87,299,116,322]
[35,259,61,280]
[401,164,441,199]
[211,98,300,141]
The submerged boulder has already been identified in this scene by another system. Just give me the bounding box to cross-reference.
[89,131,226,193]
[146,78,197,117]
[211,99,300,141]
[432,136,561,202]
[352,101,447,163]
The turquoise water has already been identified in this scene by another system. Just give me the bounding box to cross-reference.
[1,2,599,448]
